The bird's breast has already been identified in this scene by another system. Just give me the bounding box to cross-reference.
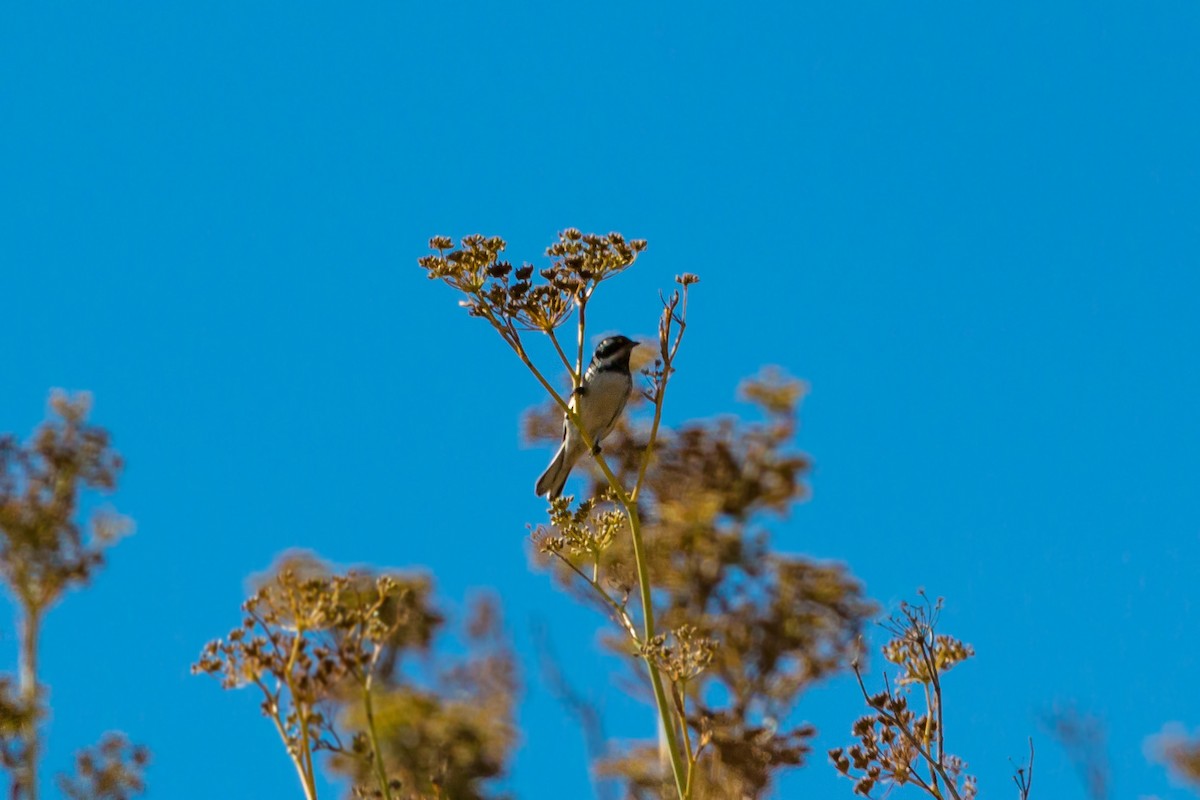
[578,371,632,430]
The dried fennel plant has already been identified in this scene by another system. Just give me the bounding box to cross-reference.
[420,230,699,797]
[0,392,146,800]
[830,593,998,799]
[194,552,515,800]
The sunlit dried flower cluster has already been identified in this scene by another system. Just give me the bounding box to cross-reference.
[418,230,646,338]
[830,593,980,799]
[641,625,716,685]
[533,491,624,563]
[194,555,432,799]
[195,551,515,800]
[880,595,975,687]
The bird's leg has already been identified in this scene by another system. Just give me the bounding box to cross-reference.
[591,444,602,456]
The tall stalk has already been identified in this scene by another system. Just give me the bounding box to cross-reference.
[17,606,40,800]
[419,232,696,799]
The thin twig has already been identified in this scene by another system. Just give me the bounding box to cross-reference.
[362,648,394,800]
[546,328,580,382]
[576,289,589,385]
[253,675,317,800]
[531,620,617,800]
[1012,738,1035,800]
[17,607,41,800]
[553,554,638,640]
[631,287,688,503]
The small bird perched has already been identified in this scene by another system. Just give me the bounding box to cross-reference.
[535,335,640,499]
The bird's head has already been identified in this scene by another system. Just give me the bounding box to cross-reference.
[592,335,641,370]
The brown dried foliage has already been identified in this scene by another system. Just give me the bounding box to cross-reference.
[829,594,979,800]
[195,551,516,800]
[57,734,149,800]
[419,230,646,339]
[0,391,129,617]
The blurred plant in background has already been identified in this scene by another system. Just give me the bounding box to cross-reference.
[194,551,516,800]
[1150,727,1200,794]
[0,392,147,800]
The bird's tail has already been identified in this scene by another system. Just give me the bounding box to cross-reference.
[535,443,577,499]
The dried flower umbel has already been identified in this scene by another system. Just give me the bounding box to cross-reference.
[195,557,426,800]
[830,593,981,800]
[422,231,700,798]
[194,552,516,800]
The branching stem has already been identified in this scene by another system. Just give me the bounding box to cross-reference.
[554,554,638,640]
[852,666,963,800]
[282,625,319,800]
[457,260,694,799]
[547,329,579,383]
[254,676,317,800]
[477,288,690,797]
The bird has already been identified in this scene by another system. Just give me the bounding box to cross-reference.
[535,334,640,499]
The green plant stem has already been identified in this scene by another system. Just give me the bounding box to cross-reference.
[255,679,317,800]
[625,502,688,798]
[575,291,588,380]
[480,300,689,798]
[546,328,579,382]
[283,633,319,800]
[508,343,687,796]
[632,287,687,501]
[17,606,40,800]
[675,685,694,765]
[917,630,946,794]
[362,670,394,800]
[672,682,697,800]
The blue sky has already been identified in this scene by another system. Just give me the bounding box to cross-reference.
[3,2,1199,798]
